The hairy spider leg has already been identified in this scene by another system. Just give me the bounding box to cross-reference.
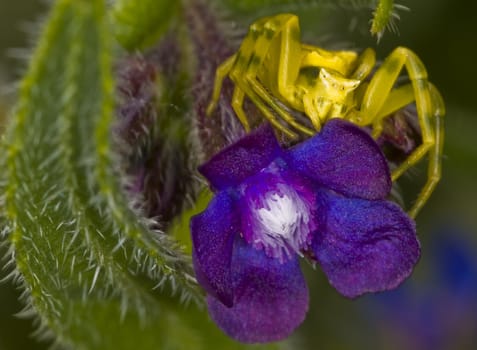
[230,87,251,131]
[356,46,444,218]
[349,47,376,81]
[232,74,299,139]
[260,14,305,108]
[206,15,271,117]
[229,16,300,137]
[206,16,297,137]
[206,55,256,133]
[406,84,445,218]
[207,17,279,133]
[206,54,236,116]
[239,14,314,136]
[375,82,444,218]
[225,14,305,136]
[371,83,416,137]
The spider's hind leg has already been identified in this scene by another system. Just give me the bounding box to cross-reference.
[407,83,445,218]
[206,54,236,116]
[206,16,271,118]
[359,47,445,218]
[231,87,250,132]
[241,14,314,136]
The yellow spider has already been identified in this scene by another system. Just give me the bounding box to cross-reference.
[206,13,445,219]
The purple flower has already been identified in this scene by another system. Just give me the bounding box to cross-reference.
[191,119,420,343]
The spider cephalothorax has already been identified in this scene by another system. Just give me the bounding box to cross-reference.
[206,13,445,218]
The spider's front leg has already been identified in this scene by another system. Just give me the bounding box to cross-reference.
[207,14,315,138]
[206,54,236,118]
[239,14,314,137]
[356,47,445,218]
[229,15,303,138]
[206,16,271,132]
[402,83,445,218]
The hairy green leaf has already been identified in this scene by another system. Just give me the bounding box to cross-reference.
[0,0,285,348]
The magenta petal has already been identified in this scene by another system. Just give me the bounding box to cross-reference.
[199,124,282,191]
[286,119,391,200]
[311,190,420,298]
[191,191,238,306]
[208,237,309,343]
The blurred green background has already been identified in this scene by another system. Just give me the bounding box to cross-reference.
[0,0,476,349]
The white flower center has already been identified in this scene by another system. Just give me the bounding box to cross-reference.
[252,185,312,261]
[257,193,301,238]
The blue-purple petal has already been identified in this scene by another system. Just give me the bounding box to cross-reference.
[208,236,309,343]
[286,119,391,200]
[199,124,282,191]
[191,191,238,306]
[311,189,420,298]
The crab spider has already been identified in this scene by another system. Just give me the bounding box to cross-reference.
[206,13,445,219]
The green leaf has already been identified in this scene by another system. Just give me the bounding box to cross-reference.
[112,0,180,50]
[0,0,292,348]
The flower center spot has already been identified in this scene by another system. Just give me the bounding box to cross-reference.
[248,185,313,262]
[257,193,301,239]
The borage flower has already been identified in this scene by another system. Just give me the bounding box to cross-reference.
[191,119,420,343]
